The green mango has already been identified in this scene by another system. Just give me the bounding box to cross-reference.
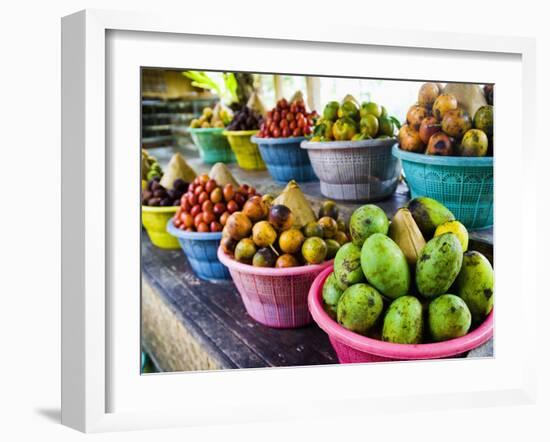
[322,272,345,320]
[473,105,493,137]
[416,233,463,298]
[361,233,410,299]
[382,296,423,344]
[407,197,455,237]
[334,242,365,290]
[349,204,389,247]
[378,116,395,137]
[313,119,334,139]
[323,101,340,122]
[455,251,494,324]
[359,102,382,119]
[337,283,384,335]
[359,114,379,137]
[332,117,358,141]
[428,294,471,342]
[337,99,359,120]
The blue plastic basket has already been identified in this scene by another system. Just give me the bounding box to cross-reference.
[189,127,235,164]
[252,136,317,183]
[167,219,230,281]
[392,145,493,230]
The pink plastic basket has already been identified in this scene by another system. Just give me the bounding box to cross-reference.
[308,266,494,363]
[218,247,333,329]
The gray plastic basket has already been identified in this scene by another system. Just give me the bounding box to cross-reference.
[301,138,401,202]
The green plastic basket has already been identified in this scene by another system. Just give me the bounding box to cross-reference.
[392,145,493,230]
[189,127,235,164]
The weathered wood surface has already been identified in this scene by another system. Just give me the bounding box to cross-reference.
[142,232,338,370]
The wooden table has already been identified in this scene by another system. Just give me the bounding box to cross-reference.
[141,147,493,372]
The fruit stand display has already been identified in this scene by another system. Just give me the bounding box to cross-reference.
[393,83,494,229]
[141,84,494,372]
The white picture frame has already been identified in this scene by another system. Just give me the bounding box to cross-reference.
[61,9,537,433]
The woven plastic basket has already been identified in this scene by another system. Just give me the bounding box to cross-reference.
[301,138,401,202]
[392,145,493,230]
[252,135,317,183]
[188,127,235,164]
[309,266,494,363]
[223,130,266,170]
[167,219,230,281]
[142,205,180,249]
[218,247,332,328]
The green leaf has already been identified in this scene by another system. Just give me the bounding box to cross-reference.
[182,71,222,96]
[389,116,401,129]
[223,73,239,103]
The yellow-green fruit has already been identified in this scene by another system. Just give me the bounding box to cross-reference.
[334,242,365,290]
[433,93,458,121]
[434,220,469,252]
[234,238,257,264]
[455,251,494,324]
[416,233,463,299]
[428,294,471,342]
[303,221,323,238]
[301,237,328,264]
[378,116,395,137]
[332,117,358,141]
[382,296,424,344]
[279,229,305,254]
[359,114,379,137]
[318,216,338,239]
[458,129,489,157]
[323,101,340,122]
[319,200,339,220]
[334,230,349,246]
[337,283,384,335]
[473,105,493,136]
[322,272,345,320]
[337,100,359,120]
[361,233,411,299]
[349,204,389,247]
[407,196,455,237]
[325,239,341,259]
[360,102,382,119]
[252,221,277,247]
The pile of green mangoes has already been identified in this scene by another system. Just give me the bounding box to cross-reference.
[322,197,494,344]
[310,95,401,142]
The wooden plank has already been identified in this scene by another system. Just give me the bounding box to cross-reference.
[142,244,267,369]
[142,232,337,368]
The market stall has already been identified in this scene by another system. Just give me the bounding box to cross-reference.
[141,73,494,373]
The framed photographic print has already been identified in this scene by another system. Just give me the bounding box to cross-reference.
[61,9,537,433]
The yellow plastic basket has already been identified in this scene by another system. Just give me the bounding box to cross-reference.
[142,205,180,249]
[223,130,266,170]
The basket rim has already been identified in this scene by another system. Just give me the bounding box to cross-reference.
[218,246,333,277]
[308,266,494,360]
[301,138,397,150]
[188,127,226,134]
[166,217,224,240]
[251,135,308,145]
[392,144,494,167]
[141,205,179,213]
[222,129,259,137]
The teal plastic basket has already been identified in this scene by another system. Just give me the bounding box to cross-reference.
[189,127,235,164]
[392,145,493,230]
